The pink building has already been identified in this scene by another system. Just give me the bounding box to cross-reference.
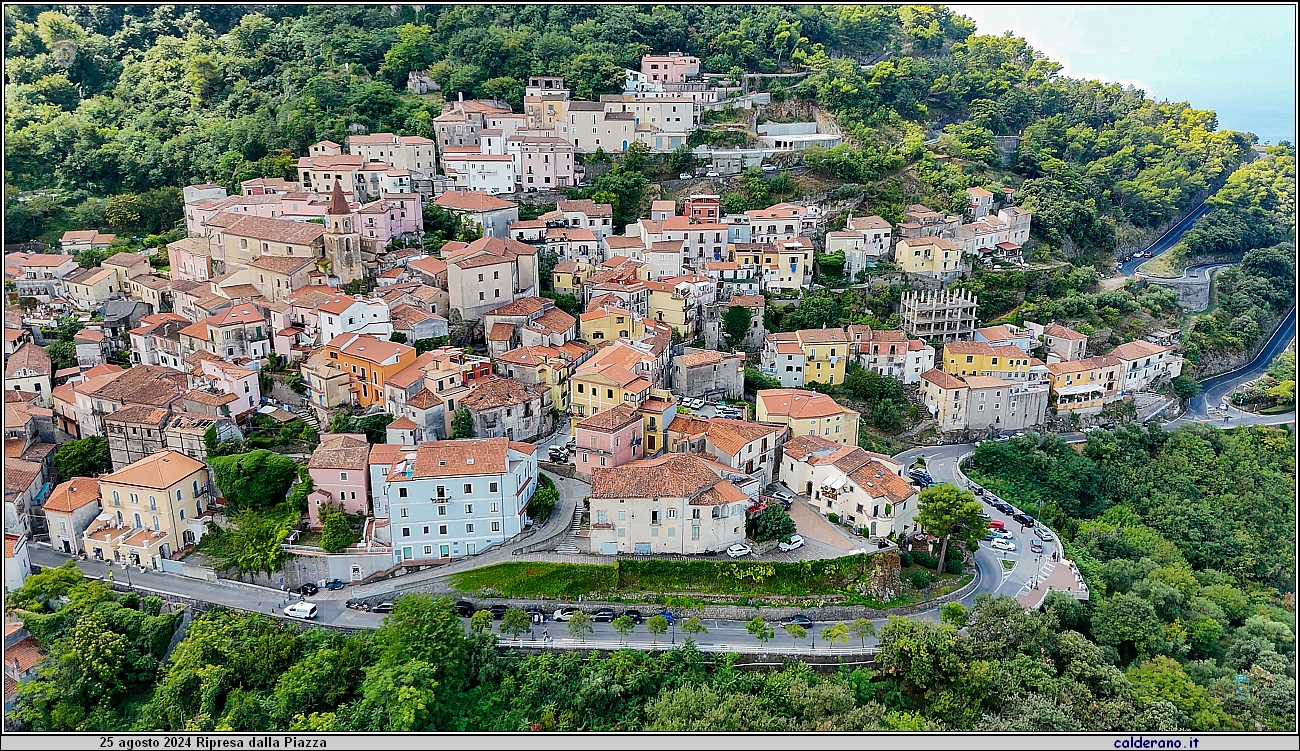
[641,53,700,84]
[574,403,643,475]
[184,192,331,237]
[356,195,423,244]
[194,358,262,422]
[166,237,212,282]
[306,433,371,526]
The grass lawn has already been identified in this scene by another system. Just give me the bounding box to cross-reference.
[1002,559,1016,570]
[449,562,617,599]
[450,557,972,608]
[1259,404,1296,415]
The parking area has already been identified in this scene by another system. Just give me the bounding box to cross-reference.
[784,496,857,552]
[678,399,750,421]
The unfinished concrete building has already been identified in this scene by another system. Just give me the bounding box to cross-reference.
[900,289,978,343]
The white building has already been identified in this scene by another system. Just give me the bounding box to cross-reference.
[780,434,918,538]
[376,438,539,564]
[317,295,394,344]
[1110,340,1184,392]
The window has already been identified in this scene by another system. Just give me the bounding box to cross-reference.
[399,487,408,498]
[400,508,409,518]
[491,521,501,532]
[437,504,447,515]
[466,523,475,534]
[402,527,411,537]
[340,471,348,481]
[465,503,474,514]
[439,525,448,535]
[489,482,498,493]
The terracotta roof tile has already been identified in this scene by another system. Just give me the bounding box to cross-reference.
[576,403,640,432]
[705,419,781,458]
[591,453,740,503]
[100,450,204,489]
[406,438,510,478]
[461,378,544,411]
[43,479,101,513]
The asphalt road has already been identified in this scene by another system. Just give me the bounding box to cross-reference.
[1121,201,1212,276]
[1171,306,1297,427]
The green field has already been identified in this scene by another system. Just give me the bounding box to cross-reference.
[449,556,971,608]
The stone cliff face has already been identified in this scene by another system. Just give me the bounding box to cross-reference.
[853,550,901,602]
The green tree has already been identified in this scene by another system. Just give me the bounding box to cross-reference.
[915,483,984,576]
[451,405,475,439]
[940,602,970,628]
[646,615,669,645]
[721,305,753,348]
[52,436,111,478]
[45,340,76,371]
[681,616,708,636]
[611,615,635,644]
[469,610,493,633]
[849,618,876,647]
[748,504,797,543]
[621,141,650,173]
[822,622,850,648]
[566,611,593,643]
[747,617,774,646]
[389,332,408,344]
[721,193,750,215]
[783,623,808,648]
[1171,375,1199,400]
[320,511,356,554]
[209,450,299,512]
[500,609,531,640]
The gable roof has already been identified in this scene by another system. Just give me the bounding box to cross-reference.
[757,389,854,420]
[433,190,515,212]
[406,438,510,478]
[705,419,780,457]
[591,453,742,505]
[213,215,326,245]
[101,450,204,489]
[43,478,101,514]
[5,342,51,378]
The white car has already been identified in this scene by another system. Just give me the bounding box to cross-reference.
[990,539,1016,552]
[679,172,693,180]
[726,543,753,558]
[553,607,580,621]
[761,165,778,172]
[1034,527,1055,542]
[1219,402,1228,410]
[991,530,1014,541]
[778,535,805,552]
[283,602,318,620]
[705,171,720,178]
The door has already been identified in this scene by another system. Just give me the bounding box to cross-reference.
[439,544,450,558]
[467,542,475,555]
[61,539,71,553]
[805,482,813,496]
[351,564,362,581]
[601,542,618,555]
[634,542,651,554]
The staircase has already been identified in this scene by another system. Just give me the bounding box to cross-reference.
[299,407,323,432]
[553,503,583,555]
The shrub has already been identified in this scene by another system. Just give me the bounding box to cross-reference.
[898,551,914,567]
[827,513,840,524]
[909,570,932,589]
[944,557,965,575]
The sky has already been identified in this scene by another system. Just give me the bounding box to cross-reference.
[949,4,1297,143]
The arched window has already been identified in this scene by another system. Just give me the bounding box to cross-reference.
[133,513,142,528]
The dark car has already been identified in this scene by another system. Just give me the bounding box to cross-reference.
[489,604,509,620]
[345,599,362,610]
[972,487,985,497]
[592,607,616,622]
[784,614,813,628]
[1012,513,1036,528]
[525,607,547,624]
[370,602,394,614]
[296,582,319,596]
[453,600,476,617]
[624,609,643,624]
[323,579,345,590]
[657,611,675,625]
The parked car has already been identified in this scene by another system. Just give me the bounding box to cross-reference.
[762,165,778,172]
[1034,527,1055,542]
[679,172,693,180]
[990,539,1016,552]
[1012,513,1037,528]
[1030,541,1045,554]
[972,486,985,496]
[284,602,318,620]
[370,602,394,615]
[624,609,643,624]
[784,614,813,628]
[778,535,805,552]
[454,600,476,617]
[978,511,991,520]
[987,519,1005,531]
[1219,402,1228,410]
[705,171,720,178]
[323,579,345,590]
[771,489,794,502]
[982,533,996,542]
[658,611,675,625]
[525,607,547,624]
[726,543,753,558]
[296,582,319,596]
[592,607,616,622]
[553,607,581,621]
[489,604,509,619]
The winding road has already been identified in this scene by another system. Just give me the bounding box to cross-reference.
[1120,200,1213,276]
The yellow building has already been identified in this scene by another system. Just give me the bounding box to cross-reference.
[759,237,814,292]
[83,450,212,569]
[894,236,968,281]
[645,281,692,337]
[496,342,590,415]
[1045,355,1122,414]
[756,388,860,447]
[942,341,1035,381]
[579,303,646,344]
[552,260,594,298]
[570,361,651,426]
[795,328,849,386]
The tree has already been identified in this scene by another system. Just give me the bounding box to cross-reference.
[721,193,750,215]
[469,610,492,633]
[1171,375,1199,400]
[45,340,76,371]
[500,609,531,640]
[320,511,355,554]
[646,615,669,644]
[566,611,593,643]
[748,504,797,543]
[209,450,299,512]
[621,141,650,173]
[451,405,475,439]
[783,623,808,648]
[940,602,969,628]
[1092,592,1164,663]
[681,617,708,636]
[849,618,876,647]
[52,436,111,478]
[389,332,408,344]
[915,483,984,577]
[722,305,752,348]
[611,615,635,644]
[747,617,774,646]
[528,474,559,521]
[822,622,850,648]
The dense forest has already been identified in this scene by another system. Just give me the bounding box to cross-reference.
[10,553,1293,732]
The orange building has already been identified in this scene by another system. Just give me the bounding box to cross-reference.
[324,333,416,408]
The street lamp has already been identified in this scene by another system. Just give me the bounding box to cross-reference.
[671,619,677,646]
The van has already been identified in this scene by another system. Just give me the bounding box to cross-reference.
[284,602,318,620]
[987,519,1005,531]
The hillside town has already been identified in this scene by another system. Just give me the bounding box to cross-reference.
[3,51,1196,595]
